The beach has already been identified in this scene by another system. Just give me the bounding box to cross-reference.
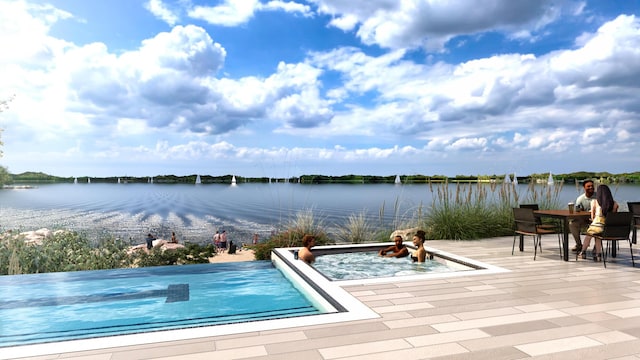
[208,248,256,263]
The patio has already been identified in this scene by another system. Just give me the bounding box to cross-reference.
[10,235,640,360]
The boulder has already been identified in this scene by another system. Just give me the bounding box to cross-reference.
[390,227,420,241]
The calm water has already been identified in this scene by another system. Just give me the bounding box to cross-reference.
[0,262,320,346]
[1,182,639,244]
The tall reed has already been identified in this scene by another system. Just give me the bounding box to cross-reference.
[418,178,563,240]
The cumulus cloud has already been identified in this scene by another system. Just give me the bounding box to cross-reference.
[2,1,639,177]
[188,0,311,26]
[312,0,581,50]
[145,0,179,26]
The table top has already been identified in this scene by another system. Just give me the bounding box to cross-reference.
[534,209,591,219]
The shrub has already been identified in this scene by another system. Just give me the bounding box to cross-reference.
[418,179,562,240]
[253,209,330,260]
[131,242,216,267]
[335,211,374,243]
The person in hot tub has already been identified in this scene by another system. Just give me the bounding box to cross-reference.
[411,230,431,262]
[379,235,409,258]
[298,234,316,264]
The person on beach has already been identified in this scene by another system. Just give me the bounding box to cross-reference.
[298,234,316,264]
[569,180,596,252]
[578,184,618,262]
[379,235,409,258]
[213,231,221,252]
[253,233,259,245]
[170,231,177,244]
[220,230,228,251]
[411,230,429,262]
[145,233,156,249]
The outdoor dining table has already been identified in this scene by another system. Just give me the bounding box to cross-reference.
[534,209,591,261]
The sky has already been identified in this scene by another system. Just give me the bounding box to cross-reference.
[0,0,639,178]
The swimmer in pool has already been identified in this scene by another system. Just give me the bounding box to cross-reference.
[379,235,409,258]
[298,234,316,264]
[410,230,429,262]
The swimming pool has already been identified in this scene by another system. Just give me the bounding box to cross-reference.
[0,261,331,347]
[1,254,377,359]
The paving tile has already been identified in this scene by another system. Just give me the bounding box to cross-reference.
[452,306,523,320]
[515,335,602,356]
[151,345,267,360]
[372,301,435,313]
[242,349,323,360]
[481,319,559,336]
[405,329,490,347]
[384,314,457,329]
[318,338,412,359]
[588,330,637,344]
[431,310,569,332]
[459,323,610,352]
[215,331,307,350]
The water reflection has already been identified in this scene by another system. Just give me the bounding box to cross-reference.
[1,182,638,244]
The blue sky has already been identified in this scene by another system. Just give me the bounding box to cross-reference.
[1,0,639,178]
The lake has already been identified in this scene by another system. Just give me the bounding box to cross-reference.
[1,182,639,245]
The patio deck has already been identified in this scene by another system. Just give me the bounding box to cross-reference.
[10,235,640,360]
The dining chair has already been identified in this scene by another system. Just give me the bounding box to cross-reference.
[591,212,634,269]
[512,207,561,260]
[627,202,640,244]
[519,203,559,231]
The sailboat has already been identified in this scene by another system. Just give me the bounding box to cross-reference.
[74,177,77,184]
[547,172,554,185]
[195,175,201,184]
[231,175,237,186]
[504,174,511,184]
[513,173,518,185]
[394,175,401,185]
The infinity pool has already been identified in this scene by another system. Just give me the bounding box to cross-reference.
[0,261,328,347]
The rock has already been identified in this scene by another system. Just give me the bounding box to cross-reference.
[390,227,420,241]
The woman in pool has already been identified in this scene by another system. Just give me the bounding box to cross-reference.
[298,234,316,264]
[411,230,429,262]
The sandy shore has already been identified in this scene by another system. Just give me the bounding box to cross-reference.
[208,248,256,263]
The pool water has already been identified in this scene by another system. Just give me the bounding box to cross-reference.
[0,262,323,347]
[313,251,472,280]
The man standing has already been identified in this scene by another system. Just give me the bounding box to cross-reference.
[570,179,596,252]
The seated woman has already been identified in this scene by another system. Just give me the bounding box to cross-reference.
[411,230,429,262]
[578,184,618,261]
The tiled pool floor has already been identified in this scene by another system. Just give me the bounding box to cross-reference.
[7,235,640,360]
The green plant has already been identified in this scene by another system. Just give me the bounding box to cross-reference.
[132,242,216,267]
[254,209,330,260]
[335,211,374,243]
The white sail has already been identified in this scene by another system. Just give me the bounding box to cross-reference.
[547,172,554,185]
[231,175,237,185]
[74,177,77,184]
[504,174,511,184]
[513,173,518,185]
[394,175,401,184]
[87,177,90,184]
[195,175,201,184]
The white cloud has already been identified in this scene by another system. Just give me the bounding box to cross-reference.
[262,1,313,17]
[145,0,179,26]
[189,0,259,27]
[312,0,578,50]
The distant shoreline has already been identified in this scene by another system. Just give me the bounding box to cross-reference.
[6,171,640,185]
